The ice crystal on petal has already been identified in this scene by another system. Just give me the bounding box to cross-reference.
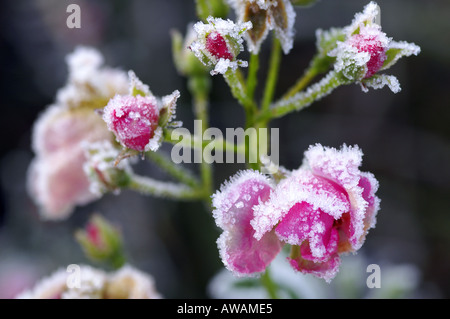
[302,144,380,251]
[252,169,350,241]
[248,143,380,281]
[212,170,282,276]
[102,94,160,152]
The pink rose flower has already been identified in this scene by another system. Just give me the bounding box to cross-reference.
[213,144,380,282]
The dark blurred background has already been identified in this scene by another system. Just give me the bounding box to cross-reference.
[0,0,449,298]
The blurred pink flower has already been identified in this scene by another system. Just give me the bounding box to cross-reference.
[28,107,112,219]
[27,47,129,219]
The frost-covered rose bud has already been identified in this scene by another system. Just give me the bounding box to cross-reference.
[102,72,181,154]
[226,0,296,54]
[102,95,159,152]
[190,16,252,75]
[75,214,125,268]
[347,28,388,79]
[213,144,380,282]
[328,1,420,93]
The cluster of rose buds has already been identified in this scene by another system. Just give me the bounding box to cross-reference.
[212,144,380,282]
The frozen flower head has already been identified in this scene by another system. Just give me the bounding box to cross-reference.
[104,265,161,299]
[102,72,180,153]
[212,170,283,276]
[103,95,159,152]
[213,144,379,282]
[253,144,380,282]
[190,16,252,75]
[28,106,112,220]
[227,0,296,54]
[328,2,420,93]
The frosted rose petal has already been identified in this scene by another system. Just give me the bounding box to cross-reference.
[212,170,282,276]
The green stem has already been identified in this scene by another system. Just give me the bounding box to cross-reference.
[191,79,213,198]
[261,37,282,112]
[145,151,200,188]
[260,267,279,299]
[109,250,126,270]
[127,174,204,200]
[163,128,246,155]
[255,70,349,124]
[195,0,210,21]
[283,64,319,100]
[246,53,259,102]
[223,68,257,116]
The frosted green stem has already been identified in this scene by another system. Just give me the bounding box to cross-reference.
[145,151,200,188]
[127,174,204,200]
[223,68,257,117]
[261,37,282,112]
[246,53,259,102]
[255,70,350,124]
